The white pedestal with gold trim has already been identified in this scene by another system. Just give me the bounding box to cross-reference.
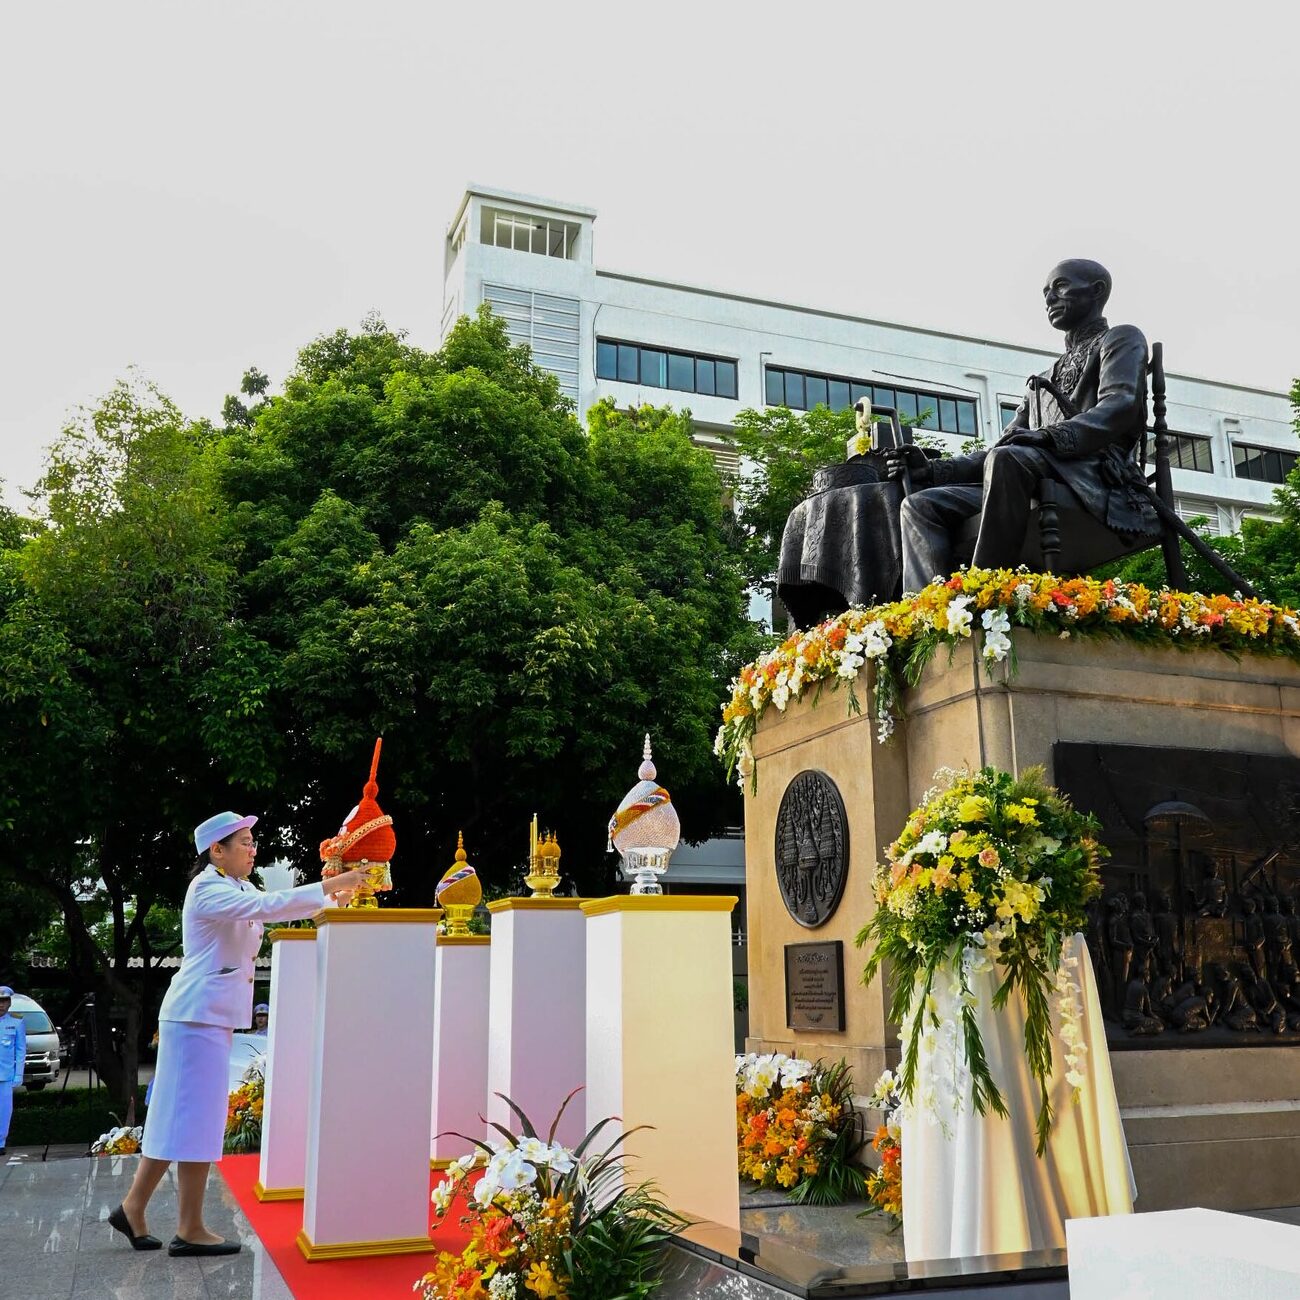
[255,929,317,1202]
[582,895,740,1231]
[485,898,586,1148]
[431,934,491,1167]
[298,908,441,1261]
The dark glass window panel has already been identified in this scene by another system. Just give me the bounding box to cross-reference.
[596,341,618,380]
[1000,403,1020,429]
[1265,450,1283,482]
[696,358,716,396]
[805,376,828,409]
[850,382,872,406]
[716,360,738,399]
[785,372,806,409]
[668,353,695,391]
[618,345,639,383]
[918,401,939,430]
[765,368,785,406]
[1284,452,1298,479]
[895,391,918,421]
[872,387,896,413]
[957,400,978,436]
[939,398,959,432]
[828,379,851,412]
[640,349,666,388]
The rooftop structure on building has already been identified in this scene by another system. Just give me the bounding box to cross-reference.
[443,183,1295,549]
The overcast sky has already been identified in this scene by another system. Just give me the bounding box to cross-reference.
[2,2,1297,507]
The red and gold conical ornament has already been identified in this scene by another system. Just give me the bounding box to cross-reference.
[320,738,395,908]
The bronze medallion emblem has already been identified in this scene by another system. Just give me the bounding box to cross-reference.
[774,770,850,927]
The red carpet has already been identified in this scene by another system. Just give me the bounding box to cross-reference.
[219,1154,475,1299]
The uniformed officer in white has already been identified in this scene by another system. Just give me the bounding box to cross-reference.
[109,812,368,1255]
[0,986,27,1154]
[250,1003,269,1035]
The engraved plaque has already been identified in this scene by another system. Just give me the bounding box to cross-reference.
[774,769,850,927]
[785,940,846,1032]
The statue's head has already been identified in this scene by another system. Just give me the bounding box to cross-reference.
[1132,891,1147,912]
[1043,259,1111,333]
[1241,895,1257,915]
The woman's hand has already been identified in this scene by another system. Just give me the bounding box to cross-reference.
[322,867,371,899]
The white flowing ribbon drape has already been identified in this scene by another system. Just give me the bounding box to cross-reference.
[901,933,1135,1261]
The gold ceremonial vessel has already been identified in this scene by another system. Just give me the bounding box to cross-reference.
[523,814,563,899]
[437,832,483,937]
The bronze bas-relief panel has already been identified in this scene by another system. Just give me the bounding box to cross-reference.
[1055,743,1300,1048]
[774,770,850,928]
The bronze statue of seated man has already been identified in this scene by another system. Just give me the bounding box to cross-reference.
[885,259,1159,594]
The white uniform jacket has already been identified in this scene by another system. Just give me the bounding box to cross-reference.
[158,867,328,1029]
[0,1014,25,1084]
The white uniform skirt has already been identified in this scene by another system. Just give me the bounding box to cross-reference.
[141,1021,234,1163]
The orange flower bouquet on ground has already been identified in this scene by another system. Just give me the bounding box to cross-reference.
[415,1091,685,1300]
[736,1054,865,1205]
[860,1069,902,1227]
[224,1067,265,1155]
[90,1125,143,1156]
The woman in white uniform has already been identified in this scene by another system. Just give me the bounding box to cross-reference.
[110,811,368,1256]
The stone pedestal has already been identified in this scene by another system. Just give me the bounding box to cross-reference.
[485,898,586,1148]
[583,895,740,1231]
[744,633,1300,1211]
[430,934,491,1168]
[298,909,441,1261]
[1067,1207,1300,1299]
[255,929,317,1202]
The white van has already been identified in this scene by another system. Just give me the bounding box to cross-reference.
[8,994,61,1089]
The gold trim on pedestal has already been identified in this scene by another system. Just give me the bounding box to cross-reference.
[316,908,444,926]
[267,929,317,943]
[486,897,586,913]
[580,895,738,917]
[437,934,490,946]
[253,1179,304,1201]
[296,1229,437,1261]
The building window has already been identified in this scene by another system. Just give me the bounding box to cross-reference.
[999,401,1021,430]
[1175,498,1223,535]
[1144,433,1214,474]
[596,339,738,399]
[480,206,580,260]
[765,365,978,436]
[1232,443,1298,484]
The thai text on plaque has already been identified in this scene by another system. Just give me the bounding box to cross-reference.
[784,940,846,1031]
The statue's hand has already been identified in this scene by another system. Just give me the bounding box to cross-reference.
[884,445,933,488]
[999,429,1051,449]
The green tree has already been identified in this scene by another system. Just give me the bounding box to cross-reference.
[0,375,235,1105]
[213,309,760,894]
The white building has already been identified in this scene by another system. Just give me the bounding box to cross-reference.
[442,183,1295,547]
[440,184,1296,911]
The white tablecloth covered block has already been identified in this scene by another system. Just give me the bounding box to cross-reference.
[431,935,491,1166]
[255,929,317,1200]
[485,899,587,1149]
[903,933,1134,1261]
[299,908,440,1260]
[583,895,740,1232]
[1068,1208,1300,1300]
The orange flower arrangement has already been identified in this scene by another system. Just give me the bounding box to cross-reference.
[860,1069,903,1227]
[224,1068,265,1154]
[736,1054,865,1204]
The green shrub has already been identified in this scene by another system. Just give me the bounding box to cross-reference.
[7,1087,149,1146]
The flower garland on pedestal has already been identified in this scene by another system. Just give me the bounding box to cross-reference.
[735,1053,865,1205]
[855,766,1103,1155]
[715,569,1300,791]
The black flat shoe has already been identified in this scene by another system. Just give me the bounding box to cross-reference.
[108,1204,162,1251]
[168,1236,241,1256]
